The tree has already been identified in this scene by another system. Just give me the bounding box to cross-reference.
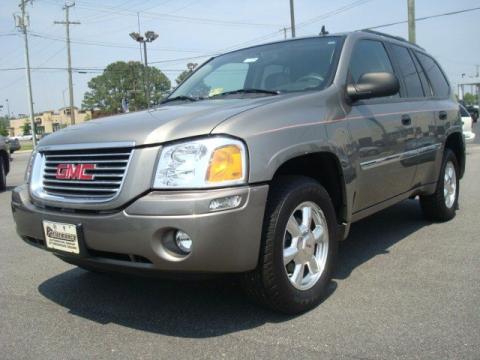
[0,117,9,136]
[176,69,192,85]
[82,61,171,114]
[463,92,478,106]
[22,121,31,136]
[175,62,198,85]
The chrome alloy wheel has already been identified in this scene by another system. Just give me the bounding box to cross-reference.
[283,201,329,291]
[444,161,457,209]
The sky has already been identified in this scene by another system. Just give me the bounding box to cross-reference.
[0,0,479,117]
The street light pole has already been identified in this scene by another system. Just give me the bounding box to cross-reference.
[129,31,158,108]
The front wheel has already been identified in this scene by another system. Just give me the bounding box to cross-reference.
[242,176,338,314]
[420,149,459,222]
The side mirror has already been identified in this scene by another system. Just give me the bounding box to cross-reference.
[347,72,399,102]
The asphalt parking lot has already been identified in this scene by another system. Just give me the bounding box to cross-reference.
[1,138,479,359]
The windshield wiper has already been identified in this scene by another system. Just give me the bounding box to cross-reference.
[162,95,200,104]
[209,88,280,98]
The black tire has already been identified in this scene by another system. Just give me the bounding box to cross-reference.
[0,156,6,192]
[420,149,459,222]
[242,176,339,314]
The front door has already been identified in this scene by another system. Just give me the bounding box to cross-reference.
[346,39,417,212]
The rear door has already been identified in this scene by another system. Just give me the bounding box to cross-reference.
[387,44,438,188]
[412,50,454,185]
[346,39,417,212]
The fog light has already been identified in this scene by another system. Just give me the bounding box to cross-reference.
[209,195,242,211]
[175,230,192,253]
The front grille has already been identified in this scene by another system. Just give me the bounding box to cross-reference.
[41,147,133,200]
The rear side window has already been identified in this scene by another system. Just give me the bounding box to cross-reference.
[390,45,424,98]
[415,52,450,97]
[349,40,394,83]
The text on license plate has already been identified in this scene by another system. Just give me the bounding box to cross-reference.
[43,220,80,254]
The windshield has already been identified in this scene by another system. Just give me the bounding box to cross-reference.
[170,37,343,100]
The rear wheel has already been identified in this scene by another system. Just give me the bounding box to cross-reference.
[0,156,6,192]
[242,176,338,314]
[420,149,459,222]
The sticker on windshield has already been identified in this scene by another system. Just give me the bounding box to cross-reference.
[209,87,224,97]
[328,41,336,45]
[243,58,258,63]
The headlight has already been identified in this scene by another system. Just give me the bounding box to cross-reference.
[154,137,247,188]
[24,150,38,183]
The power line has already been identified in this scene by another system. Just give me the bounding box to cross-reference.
[366,6,480,30]
[38,0,281,27]
[26,31,209,53]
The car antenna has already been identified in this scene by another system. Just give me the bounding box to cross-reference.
[319,25,329,36]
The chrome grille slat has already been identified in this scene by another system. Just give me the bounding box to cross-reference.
[39,146,133,201]
[44,166,125,171]
[44,179,122,185]
[45,172,123,178]
[45,159,129,164]
[43,185,118,192]
[45,152,131,158]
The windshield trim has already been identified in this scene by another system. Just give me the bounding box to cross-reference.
[166,35,346,102]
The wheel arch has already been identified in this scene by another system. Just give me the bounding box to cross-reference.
[444,131,465,178]
[270,151,348,226]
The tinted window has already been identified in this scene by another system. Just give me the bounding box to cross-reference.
[411,53,432,96]
[415,52,450,97]
[349,40,394,83]
[460,105,470,117]
[391,45,424,98]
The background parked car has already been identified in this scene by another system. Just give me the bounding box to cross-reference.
[6,137,21,153]
[460,104,476,143]
[465,105,478,123]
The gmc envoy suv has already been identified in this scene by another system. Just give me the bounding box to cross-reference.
[12,30,465,314]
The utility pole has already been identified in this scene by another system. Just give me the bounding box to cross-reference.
[407,0,416,43]
[14,0,37,148]
[54,2,80,126]
[5,99,11,119]
[129,31,159,108]
[289,0,296,38]
[283,27,287,40]
[137,12,143,63]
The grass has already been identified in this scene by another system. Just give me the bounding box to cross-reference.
[18,141,33,152]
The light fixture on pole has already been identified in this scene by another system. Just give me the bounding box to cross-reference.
[129,31,158,107]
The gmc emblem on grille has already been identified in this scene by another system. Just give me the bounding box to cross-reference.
[55,164,95,180]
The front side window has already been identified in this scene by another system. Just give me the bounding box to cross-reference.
[349,40,394,83]
[415,52,450,98]
[390,45,424,98]
[169,37,343,99]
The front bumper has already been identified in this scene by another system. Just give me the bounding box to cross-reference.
[11,184,269,273]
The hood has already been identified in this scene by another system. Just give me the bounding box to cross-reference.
[38,97,279,148]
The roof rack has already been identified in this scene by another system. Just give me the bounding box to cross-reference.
[359,29,425,50]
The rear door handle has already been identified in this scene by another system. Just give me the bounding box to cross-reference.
[439,111,448,120]
[401,114,412,126]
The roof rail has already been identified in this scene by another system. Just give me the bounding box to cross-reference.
[359,29,425,50]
